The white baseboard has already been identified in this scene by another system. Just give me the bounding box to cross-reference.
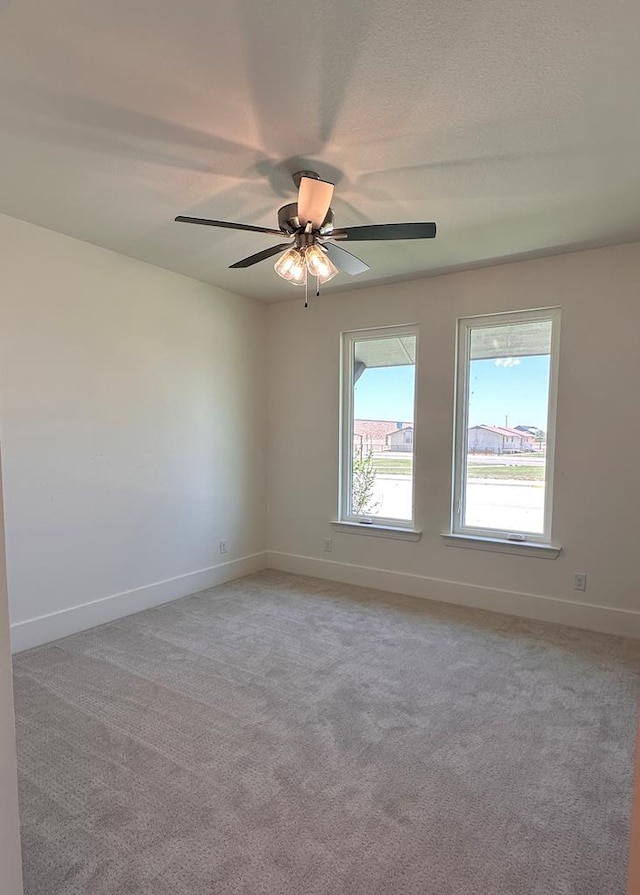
[10,552,268,653]
[14,549,638,652]
[267,551,640,639]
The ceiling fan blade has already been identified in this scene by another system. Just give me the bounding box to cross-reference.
[297,177,335,230]
[331,222,437,241]
[322,241,370,276]
[175,215,285,236]
[229,243,292,269]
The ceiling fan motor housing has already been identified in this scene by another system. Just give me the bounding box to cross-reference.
[278,203,335,236]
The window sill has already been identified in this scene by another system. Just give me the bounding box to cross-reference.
[440,533,561,559]
[331,521,422,542]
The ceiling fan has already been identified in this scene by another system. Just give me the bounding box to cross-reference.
[176,171,436,305]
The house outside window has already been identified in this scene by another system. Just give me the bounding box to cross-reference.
[340,326,417,527]
[452,308,560,542]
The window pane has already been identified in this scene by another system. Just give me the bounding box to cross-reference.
[464,318,553,534]
[350,334,416,522]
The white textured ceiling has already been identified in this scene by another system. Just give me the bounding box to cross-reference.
[0,0,639,301]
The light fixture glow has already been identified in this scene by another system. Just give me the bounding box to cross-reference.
[304,244,338,283]
[289,265,307,286]
[274,247,306,284]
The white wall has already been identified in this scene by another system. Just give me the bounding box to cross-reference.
[267,242,640,636]
[0,448,23,895]
[0,214,267,650]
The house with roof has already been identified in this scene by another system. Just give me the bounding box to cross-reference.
[386,425,414,452]
[353,420,412,454]
[468,425,537,454]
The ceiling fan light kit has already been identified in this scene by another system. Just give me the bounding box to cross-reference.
[176,170,437,306]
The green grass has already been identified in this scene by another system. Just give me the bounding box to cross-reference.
[466,464,544,481]
[371,458,413,475]
[370,457,544,482]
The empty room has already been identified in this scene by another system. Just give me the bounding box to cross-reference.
[1,1,640,893]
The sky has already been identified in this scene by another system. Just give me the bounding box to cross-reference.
[354,355,550,431]
[354,366,415,422]
[468,355,550,430]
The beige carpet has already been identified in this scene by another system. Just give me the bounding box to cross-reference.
[12,570,640,894]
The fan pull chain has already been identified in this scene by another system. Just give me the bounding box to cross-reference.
[316,276,320,298]
[304,267,308,309]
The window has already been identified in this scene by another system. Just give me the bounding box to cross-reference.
[452,308,560,543]
[340,326,417,528]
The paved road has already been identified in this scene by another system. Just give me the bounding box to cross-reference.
[368,475,545,534]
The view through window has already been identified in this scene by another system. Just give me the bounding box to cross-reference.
[454,310,559,539]
[343,328,417,524]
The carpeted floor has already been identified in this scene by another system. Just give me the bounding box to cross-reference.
[12,571,640,895]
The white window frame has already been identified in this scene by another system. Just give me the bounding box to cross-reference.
[339,325,418,530]
[451,307,561,544]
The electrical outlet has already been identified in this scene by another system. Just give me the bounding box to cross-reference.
[323,538,332,553]
[573,573,587,592]
[219,539,228,555]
